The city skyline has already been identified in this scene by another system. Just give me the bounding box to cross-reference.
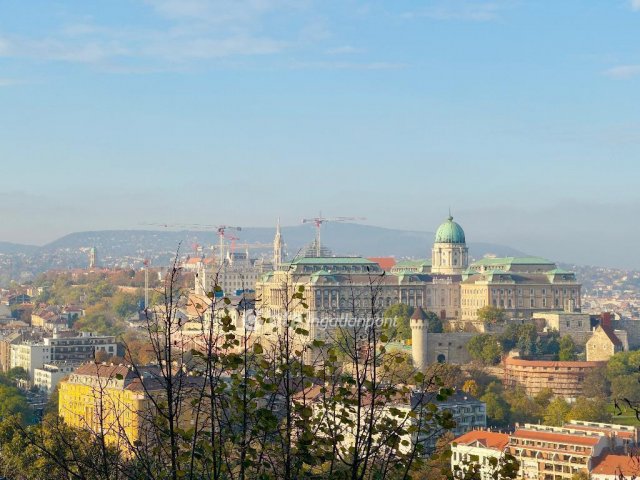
[0,0,639,268]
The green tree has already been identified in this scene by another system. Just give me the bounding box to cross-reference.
[110,291,139,319]
[567,397,611,423]
[516,323,538,356]
[481,382,510,426]
[380,350,416,384]
[543,397,571,426]
[8,366,28,381]
[467,334,502,365]
[533,388,554,410]
[498,323,520,353]
[383,303,413,341]
[477,306,506,324]
[425,310,444,333]
[0,384,32,424]
[582,365,610,400]
[610,375,640,403]
[537,330,560,356]
[558,335,577,361]
[504,387,542,424]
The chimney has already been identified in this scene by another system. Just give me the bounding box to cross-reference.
[601,312,612,329]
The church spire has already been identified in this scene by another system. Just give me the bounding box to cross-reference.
[273,218,284,269]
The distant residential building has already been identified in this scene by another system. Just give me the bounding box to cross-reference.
[566,420,638,448]
[591,454,640,479]
[503,355,605,401]
[10,332,117,380]
[586,324,627,361]
[10,342,48,379]
[508,423,627,479]
[0,331,23,372]
[452,422,640,480]
[422,390,487,453]
[33,361,79,394]
[4,293,32,306]
[450,430,510,480]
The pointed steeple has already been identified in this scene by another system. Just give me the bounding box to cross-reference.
[273,218,284,269]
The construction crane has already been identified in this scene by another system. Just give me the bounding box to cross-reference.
[301,214,366,257]
[143,259,150,310]
[139,223,241,263]
[214,226,242,263]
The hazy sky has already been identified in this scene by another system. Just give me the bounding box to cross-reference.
[0,1,639,268]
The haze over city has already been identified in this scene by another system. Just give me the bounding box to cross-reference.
[1,0,639,269]
[4,3,640,480]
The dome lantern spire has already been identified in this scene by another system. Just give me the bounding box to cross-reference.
[432,213,468,274]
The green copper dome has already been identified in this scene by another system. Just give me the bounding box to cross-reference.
[434,215,466,244]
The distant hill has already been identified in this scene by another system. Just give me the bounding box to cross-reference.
[0,241,39,255]
[0,223,526,278]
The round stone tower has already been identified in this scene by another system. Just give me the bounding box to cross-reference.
[410,306,429,370]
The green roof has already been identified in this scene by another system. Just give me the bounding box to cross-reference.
[393,259,432,268]
[434,215,466,244]
[290,257,376,265]
[472,256,554,266]
[546,268,573,274]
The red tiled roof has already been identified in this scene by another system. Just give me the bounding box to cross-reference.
[599,325,623,347]
[511,429,601,447]
[592,454,640,476]
[367,257,396,271]
[453,430,509,450]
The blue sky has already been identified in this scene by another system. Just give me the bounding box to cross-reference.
[0,0,639,268]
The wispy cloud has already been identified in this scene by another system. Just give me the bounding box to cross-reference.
[604,64,640,79]
[290,61,407,71]
[401,1,505,22]
[631,0,640,12]
[325,45,362,55]
[0,0,312,69]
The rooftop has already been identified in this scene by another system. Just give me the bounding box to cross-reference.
[453,430,510,450]
[290,257,378,266]
[592,454,640,476]
[472,256,555,267]
[511,428,601,447]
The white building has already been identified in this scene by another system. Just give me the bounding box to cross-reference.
[450,430,510,480]
[11,332,117,381]
[33,361,79,394]
[10,343,49,379]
